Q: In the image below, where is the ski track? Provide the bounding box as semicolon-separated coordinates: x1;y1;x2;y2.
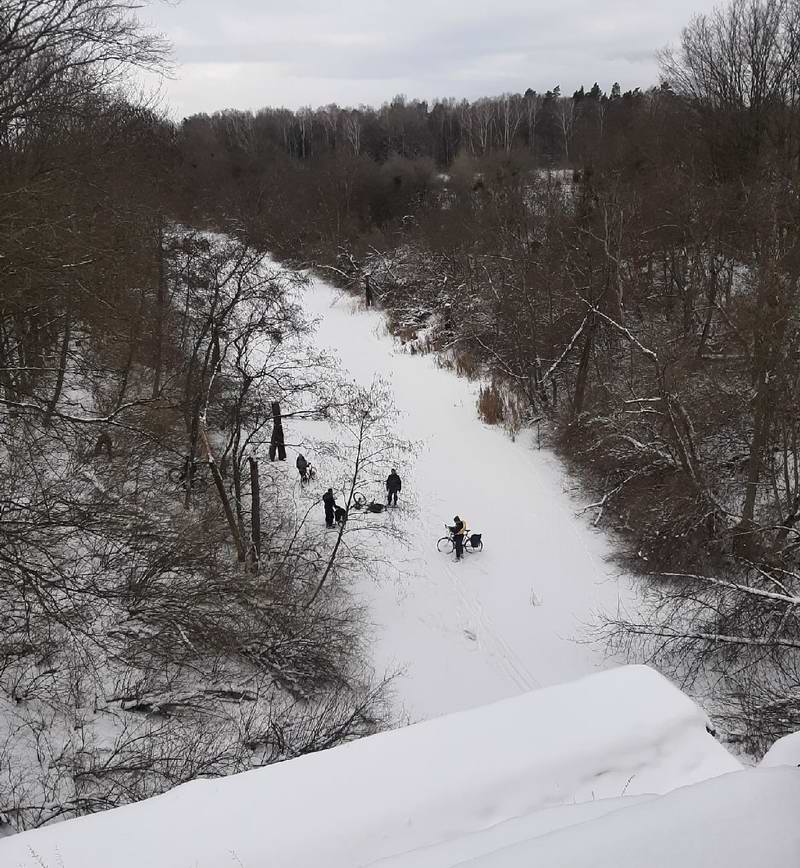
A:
298;276;637;723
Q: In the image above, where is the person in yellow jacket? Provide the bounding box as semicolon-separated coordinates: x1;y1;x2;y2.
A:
448;515;468;560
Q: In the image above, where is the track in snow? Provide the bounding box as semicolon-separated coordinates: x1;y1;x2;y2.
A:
300;277;635;722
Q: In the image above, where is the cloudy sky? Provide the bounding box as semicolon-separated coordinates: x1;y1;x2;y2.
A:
140;0;721;119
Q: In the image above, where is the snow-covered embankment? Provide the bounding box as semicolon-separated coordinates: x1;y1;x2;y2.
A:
0;666;754;868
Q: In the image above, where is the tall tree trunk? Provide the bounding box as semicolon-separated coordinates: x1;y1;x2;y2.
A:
249;456;261;570
696;261;718;359
573;317;596;416
231;424;247;557
116;288;145;411
43;301;71;427
269;401;286;460
183;400;201;511
741;366;774;529
738;270;790;549
152;219;166;399
306;413;367;608
200;424;246;561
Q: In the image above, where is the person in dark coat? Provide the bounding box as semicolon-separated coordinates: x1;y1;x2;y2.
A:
365;274;374;308
334;505;348;525
296;453;309;484
386;468;402;507
448;515;466;560
322;488;336;528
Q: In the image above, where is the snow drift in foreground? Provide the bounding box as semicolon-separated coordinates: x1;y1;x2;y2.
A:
456;767;800;868
0;666;742;868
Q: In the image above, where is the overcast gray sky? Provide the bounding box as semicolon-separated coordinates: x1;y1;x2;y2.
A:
140;0;722;119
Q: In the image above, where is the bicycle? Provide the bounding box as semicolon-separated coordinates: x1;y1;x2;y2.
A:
436;525;483;554
347;490;388;514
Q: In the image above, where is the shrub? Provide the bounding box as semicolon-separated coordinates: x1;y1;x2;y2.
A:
478;383;505;425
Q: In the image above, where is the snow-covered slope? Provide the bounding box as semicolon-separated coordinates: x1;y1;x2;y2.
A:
456;767;800;868
0;666;741;868
760;730;800;767
296;278;636;721
369;798;659;868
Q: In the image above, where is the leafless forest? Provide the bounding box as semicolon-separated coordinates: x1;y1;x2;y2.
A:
0;0;409;834
2;0;800;836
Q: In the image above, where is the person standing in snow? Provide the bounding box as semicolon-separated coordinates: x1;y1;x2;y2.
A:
296;453;309;484
365;273;374;308
448;515;467;560
322;488;337;528
386;468;402;507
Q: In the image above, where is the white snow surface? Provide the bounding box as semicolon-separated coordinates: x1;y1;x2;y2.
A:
0;665;743;868
297;277;636;720
760;730;800;767
459;767;800;868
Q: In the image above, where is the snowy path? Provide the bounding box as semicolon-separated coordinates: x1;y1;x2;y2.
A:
302;277;635;722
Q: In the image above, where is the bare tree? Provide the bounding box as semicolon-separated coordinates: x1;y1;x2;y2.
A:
660;0;800;169
498;92;524;153
603;561;800;754
307;379;414;608
0;0;169;132
343;110;362;156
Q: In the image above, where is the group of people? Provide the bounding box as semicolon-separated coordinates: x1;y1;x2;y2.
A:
302;454;403;529
299;452;466;559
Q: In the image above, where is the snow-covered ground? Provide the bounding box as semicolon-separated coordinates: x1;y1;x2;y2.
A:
299;276;634;720
1;666;758;868
457;766;800;868
4;273;799;867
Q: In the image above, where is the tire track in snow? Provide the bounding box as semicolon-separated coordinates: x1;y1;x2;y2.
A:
449;571;541;692
439;550;539;692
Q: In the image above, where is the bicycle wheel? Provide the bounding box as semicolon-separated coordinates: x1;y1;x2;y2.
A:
352;491;367;508
464;537;483;553
437;536;454;553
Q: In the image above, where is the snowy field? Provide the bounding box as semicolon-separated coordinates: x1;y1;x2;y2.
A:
297;275;635;720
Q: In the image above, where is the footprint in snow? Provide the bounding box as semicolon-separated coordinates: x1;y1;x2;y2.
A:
463;628;477;642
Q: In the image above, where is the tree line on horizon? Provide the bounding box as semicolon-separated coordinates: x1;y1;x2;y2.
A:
182;80;640;167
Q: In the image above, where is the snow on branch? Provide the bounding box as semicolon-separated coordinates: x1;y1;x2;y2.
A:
575;294;659;365
541;314;589;384
656;572;800;608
